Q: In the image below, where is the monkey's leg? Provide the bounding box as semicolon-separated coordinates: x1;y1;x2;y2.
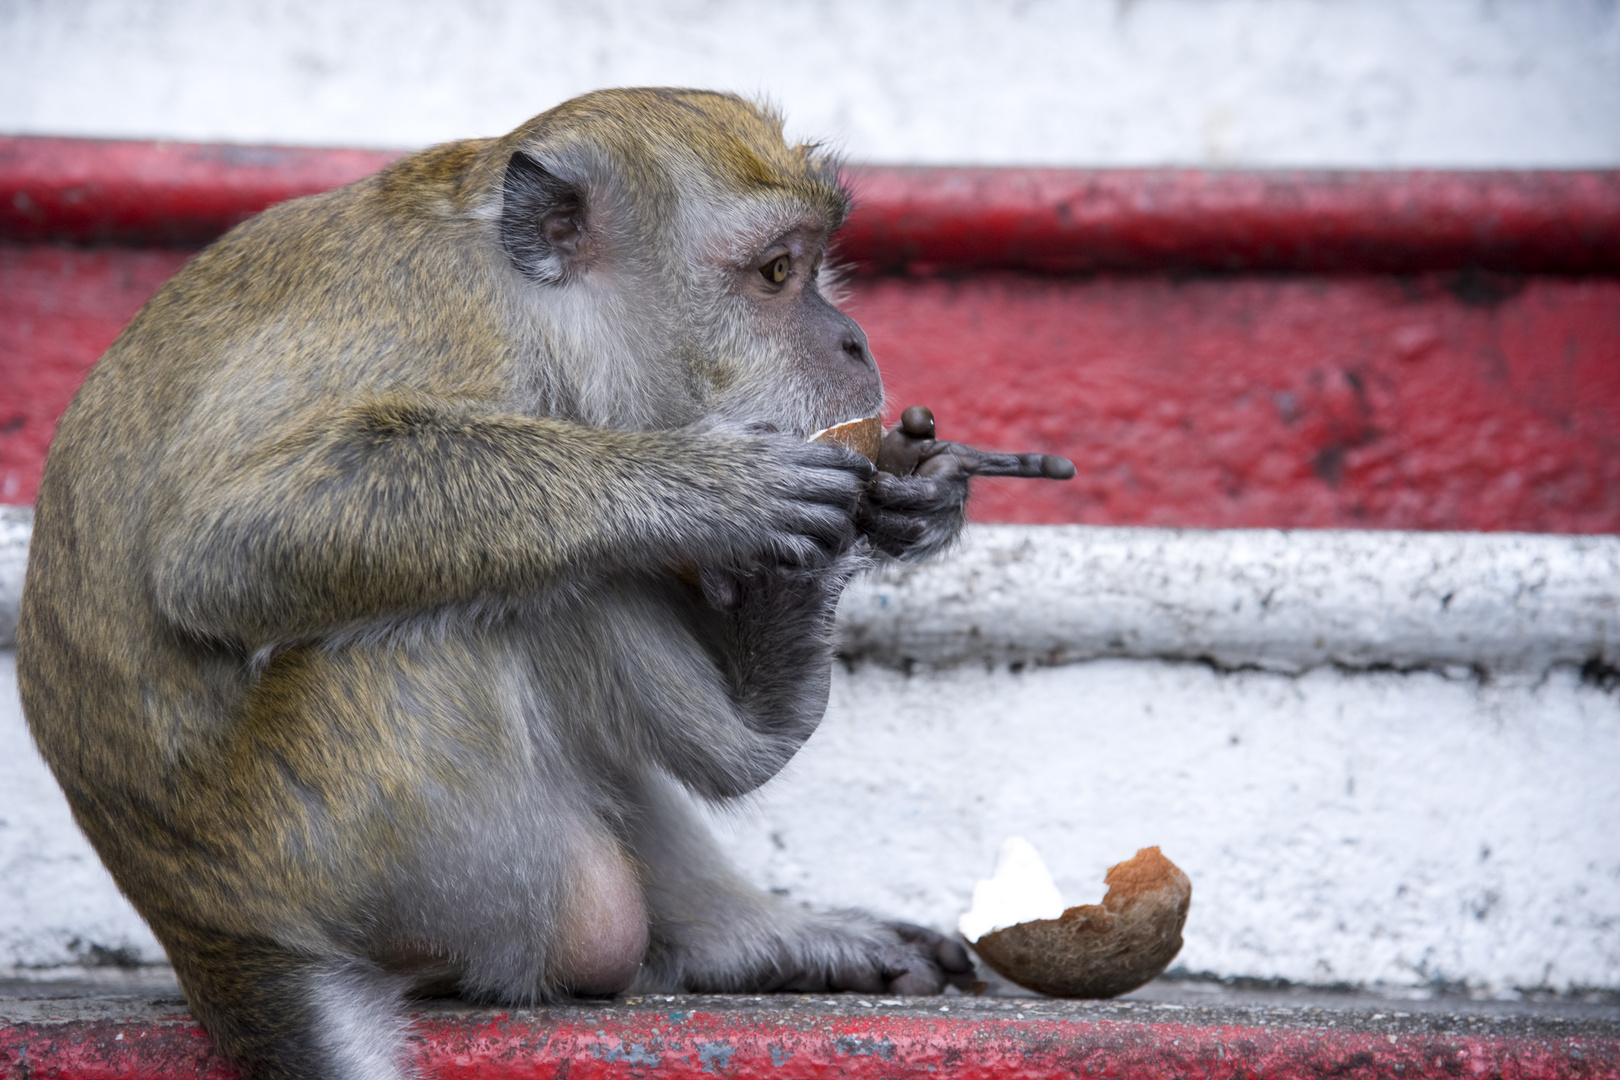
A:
557;555;864;801
623;772;973;996
165;930;412;1080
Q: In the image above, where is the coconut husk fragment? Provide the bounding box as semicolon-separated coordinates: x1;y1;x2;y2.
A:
809;416;882;463
971;846;1191;998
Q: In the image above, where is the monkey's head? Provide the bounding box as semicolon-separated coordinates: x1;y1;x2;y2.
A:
474;88;882;435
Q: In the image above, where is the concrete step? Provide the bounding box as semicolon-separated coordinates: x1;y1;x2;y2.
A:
3;973;1616;1079
5;522;1618;993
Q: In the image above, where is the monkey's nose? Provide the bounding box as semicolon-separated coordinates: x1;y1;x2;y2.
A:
843;336;872;366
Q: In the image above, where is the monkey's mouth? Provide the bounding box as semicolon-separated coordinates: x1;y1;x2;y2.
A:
807;415;882;463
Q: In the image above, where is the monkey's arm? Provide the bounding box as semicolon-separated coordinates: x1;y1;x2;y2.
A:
148;396;866;647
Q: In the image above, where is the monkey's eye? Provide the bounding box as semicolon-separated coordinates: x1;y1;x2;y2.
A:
762;255;791;285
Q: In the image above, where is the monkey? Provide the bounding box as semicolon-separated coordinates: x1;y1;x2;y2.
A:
16;89;1068;1080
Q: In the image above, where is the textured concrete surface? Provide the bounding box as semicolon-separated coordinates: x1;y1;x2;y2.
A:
3;982;1617;1080
0;649;164;969
838;525;1620;675
713;657;1620;994
3;523;1617;992
9;517;1619;668
0;508;25;646
1;0;1616;167
2;975;1616;1032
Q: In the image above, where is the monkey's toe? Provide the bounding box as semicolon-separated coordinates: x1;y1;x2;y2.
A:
884;922;977;993
889;923;974;976
886;966;946;996
936;937;974;974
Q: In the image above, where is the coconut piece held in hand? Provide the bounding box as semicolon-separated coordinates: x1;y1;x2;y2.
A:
810;407;1076;481
959;838;1191;998
809;415;883;462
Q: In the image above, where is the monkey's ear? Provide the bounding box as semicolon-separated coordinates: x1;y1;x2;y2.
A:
501;151;590;284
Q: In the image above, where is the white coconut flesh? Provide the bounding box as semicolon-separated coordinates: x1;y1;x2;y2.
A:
957;835;1067;943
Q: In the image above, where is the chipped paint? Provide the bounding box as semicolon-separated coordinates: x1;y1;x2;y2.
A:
3;1003;1615;1079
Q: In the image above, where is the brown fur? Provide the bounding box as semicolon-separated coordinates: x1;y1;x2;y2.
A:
18;89;970;1080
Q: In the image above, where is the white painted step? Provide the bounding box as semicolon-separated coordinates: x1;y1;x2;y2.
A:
2;513;1616;992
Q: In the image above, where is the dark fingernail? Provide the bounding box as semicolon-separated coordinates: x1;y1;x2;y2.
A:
1042;455;1076;480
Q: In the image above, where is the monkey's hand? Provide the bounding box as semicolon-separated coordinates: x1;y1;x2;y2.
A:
860;406;1074;561
858;451;971;562
857;405;969;561
702;425;875;574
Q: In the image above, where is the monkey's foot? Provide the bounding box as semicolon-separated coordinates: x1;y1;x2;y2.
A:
756;918;976;996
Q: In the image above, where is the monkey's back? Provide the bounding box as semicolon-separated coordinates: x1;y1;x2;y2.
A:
13;137;540;934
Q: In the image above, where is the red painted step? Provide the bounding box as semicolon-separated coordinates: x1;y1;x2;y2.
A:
860;273;1620;530
4;997;1615;1080
3;136;1618;530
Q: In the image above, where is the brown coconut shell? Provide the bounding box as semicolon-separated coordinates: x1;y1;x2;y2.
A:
970;846;1191;998
809;416;883;463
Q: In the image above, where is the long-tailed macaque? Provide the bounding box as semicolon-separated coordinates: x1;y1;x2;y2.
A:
18;89;1068;1080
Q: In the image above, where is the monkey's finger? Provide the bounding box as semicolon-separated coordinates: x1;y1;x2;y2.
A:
890;922;975;975
794;494;866;557
770;528;846;570
936;938;975;974
899;405;937;440
968;452;1074;479
921;442;1039;477
866;471;968;515
799;439;878;482
876;406;940;476
876;433;929;477
794;476;865;517
859;473;967;560
783;459;870;522
886;966;945;996
923;441;1075;480
825;960;890;995
857;510;929;559
771;969;832;993
858;504;929;538
878;947;946;995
